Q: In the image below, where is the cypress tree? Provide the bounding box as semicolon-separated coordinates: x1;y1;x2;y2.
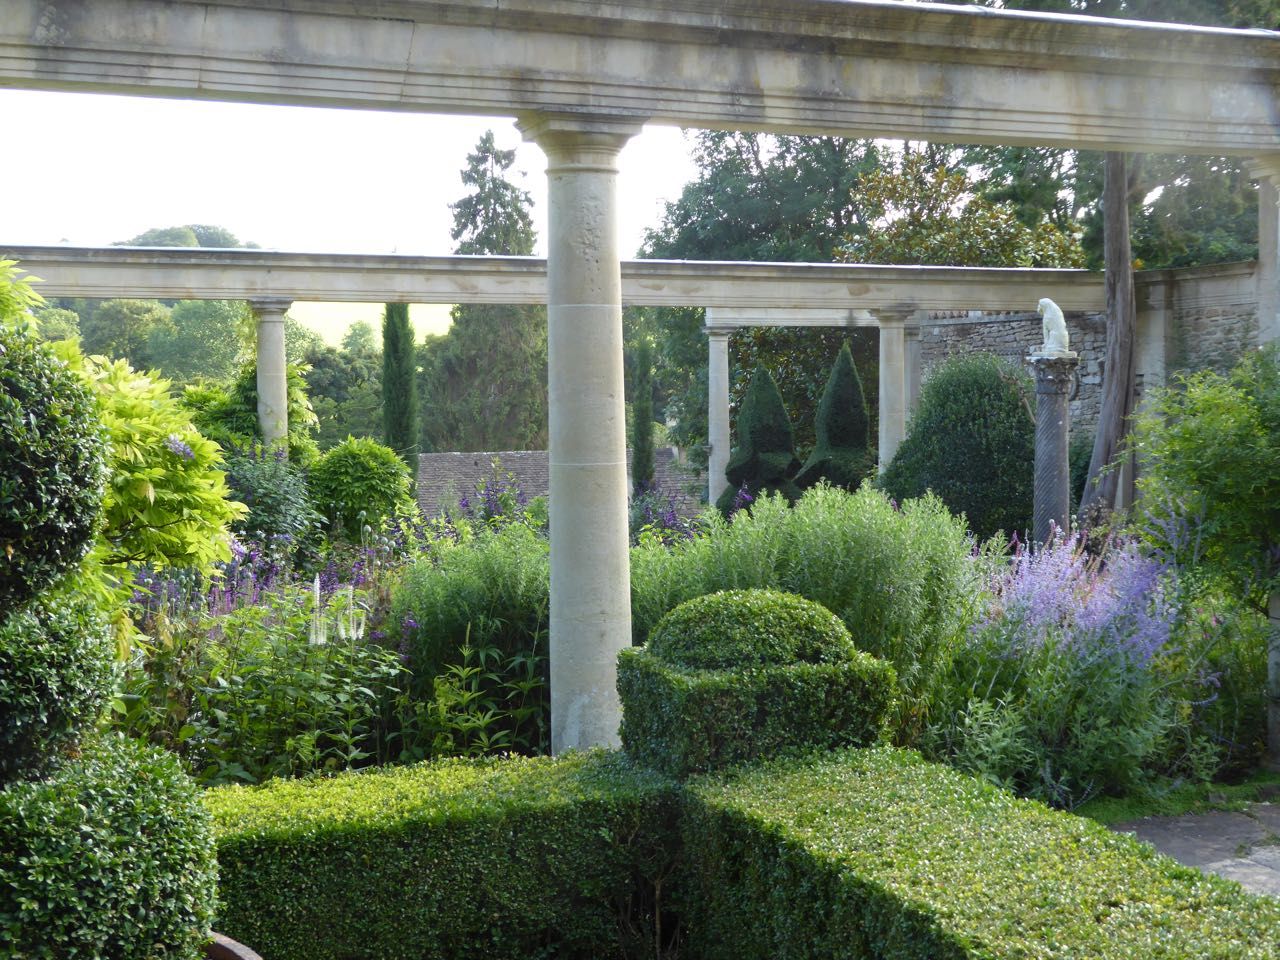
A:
382;302;418;466
715;364;801;516
796;341;872;490
631;339;656;494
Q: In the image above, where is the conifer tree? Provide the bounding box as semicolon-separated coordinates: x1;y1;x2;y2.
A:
630;339;656;494
715;364;801;516
382;302;418;465
796;341;872;490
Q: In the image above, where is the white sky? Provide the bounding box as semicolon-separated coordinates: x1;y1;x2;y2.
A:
1;89;700;339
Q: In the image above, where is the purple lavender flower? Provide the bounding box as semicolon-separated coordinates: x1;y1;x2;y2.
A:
165;433;195;461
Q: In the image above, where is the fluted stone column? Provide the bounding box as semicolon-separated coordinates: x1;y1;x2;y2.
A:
250;298;292;449
518;112;643;754
1028;352;1078;546
706;328;732;504
877;310;910;470
1253;158;1280;347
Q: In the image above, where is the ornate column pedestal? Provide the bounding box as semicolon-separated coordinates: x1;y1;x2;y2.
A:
250;298;292;450
1028;351;1078;546
518;112;643;754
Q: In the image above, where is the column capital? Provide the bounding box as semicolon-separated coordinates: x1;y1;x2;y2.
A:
873;307;917;327
516;112;645;171
1027;353;1080;395
249;297;293;318
1247;155;1280;182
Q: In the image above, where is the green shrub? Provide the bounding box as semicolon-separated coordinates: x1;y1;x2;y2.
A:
0;318;107;608
630;484;979;739
0;588;116;782
646;589;856;669
794;341;872;490
618;646;896;778
392;522;550;692
182;360;320;463
715;364;800;516
206;750;680;960
0;734;218;960
880;352;1034;541
223;445;322;554
681;746;1280;960
310;436;413;539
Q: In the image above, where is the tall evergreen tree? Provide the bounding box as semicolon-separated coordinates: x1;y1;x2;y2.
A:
795;342;873;491
630;339;656;494
715;365;801;516
419;131;548;452
382;302;418;465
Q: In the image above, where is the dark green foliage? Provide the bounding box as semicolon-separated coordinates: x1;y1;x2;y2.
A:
78;298;173;368
631;338;656;494
631;486;978;740
0;589;115;782
620;589;896;777
880;353;1034;542
618;647;896;778
681;746;1280;960
223;446;322;548
309;436;413;540
716;365;800;515
391;523;550;694
646;589;856;669
182;360;320;463
0;321;108;608
0;734;218;960
1070;428;1095;512
795;341;872;490
381;302;418;465
206;751;680;960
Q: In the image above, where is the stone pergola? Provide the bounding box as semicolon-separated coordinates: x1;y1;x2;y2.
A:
4;0;1280;754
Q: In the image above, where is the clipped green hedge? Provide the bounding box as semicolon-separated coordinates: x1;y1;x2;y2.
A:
681;746;1280;960
619;590;897;777
647;589;856;669
0;734;218;960
0;321;107;609
618;651;896;778
206;751;680;960
0;588;116;782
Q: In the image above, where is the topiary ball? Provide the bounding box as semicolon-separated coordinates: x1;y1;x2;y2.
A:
646;589;856;669
0;734;218;959
0;588;117;783
0;323;108;607
309;436;412;540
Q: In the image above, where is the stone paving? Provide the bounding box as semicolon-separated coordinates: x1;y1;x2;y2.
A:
1112;801;1280;898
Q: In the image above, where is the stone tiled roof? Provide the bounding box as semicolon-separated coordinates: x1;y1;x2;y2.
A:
417;448;706;518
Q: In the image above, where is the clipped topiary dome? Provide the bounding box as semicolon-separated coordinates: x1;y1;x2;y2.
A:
0;322;108;608
647;589;856;669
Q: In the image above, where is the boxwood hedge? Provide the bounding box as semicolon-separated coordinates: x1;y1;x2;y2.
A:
206;751;681;960
681;746;1280;960
0;734;218;960
619;590;898;777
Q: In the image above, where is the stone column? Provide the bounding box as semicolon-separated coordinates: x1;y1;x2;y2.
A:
1028;352;1079;546
706;326;732;504
250;298;292;449
876;310;910;470
1252;158;1280;347
905;315;924;415
518;112;643;754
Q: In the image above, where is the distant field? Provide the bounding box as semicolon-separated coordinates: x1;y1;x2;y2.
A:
287;301;453;345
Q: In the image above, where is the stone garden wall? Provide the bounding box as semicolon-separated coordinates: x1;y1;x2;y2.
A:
920;260;1260;434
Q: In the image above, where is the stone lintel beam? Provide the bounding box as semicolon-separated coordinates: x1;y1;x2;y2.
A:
249;297;292;450
517;111;643;754
3;1;1279;154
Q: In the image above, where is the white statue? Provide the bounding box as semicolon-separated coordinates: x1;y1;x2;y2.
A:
1036;297;1072;357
